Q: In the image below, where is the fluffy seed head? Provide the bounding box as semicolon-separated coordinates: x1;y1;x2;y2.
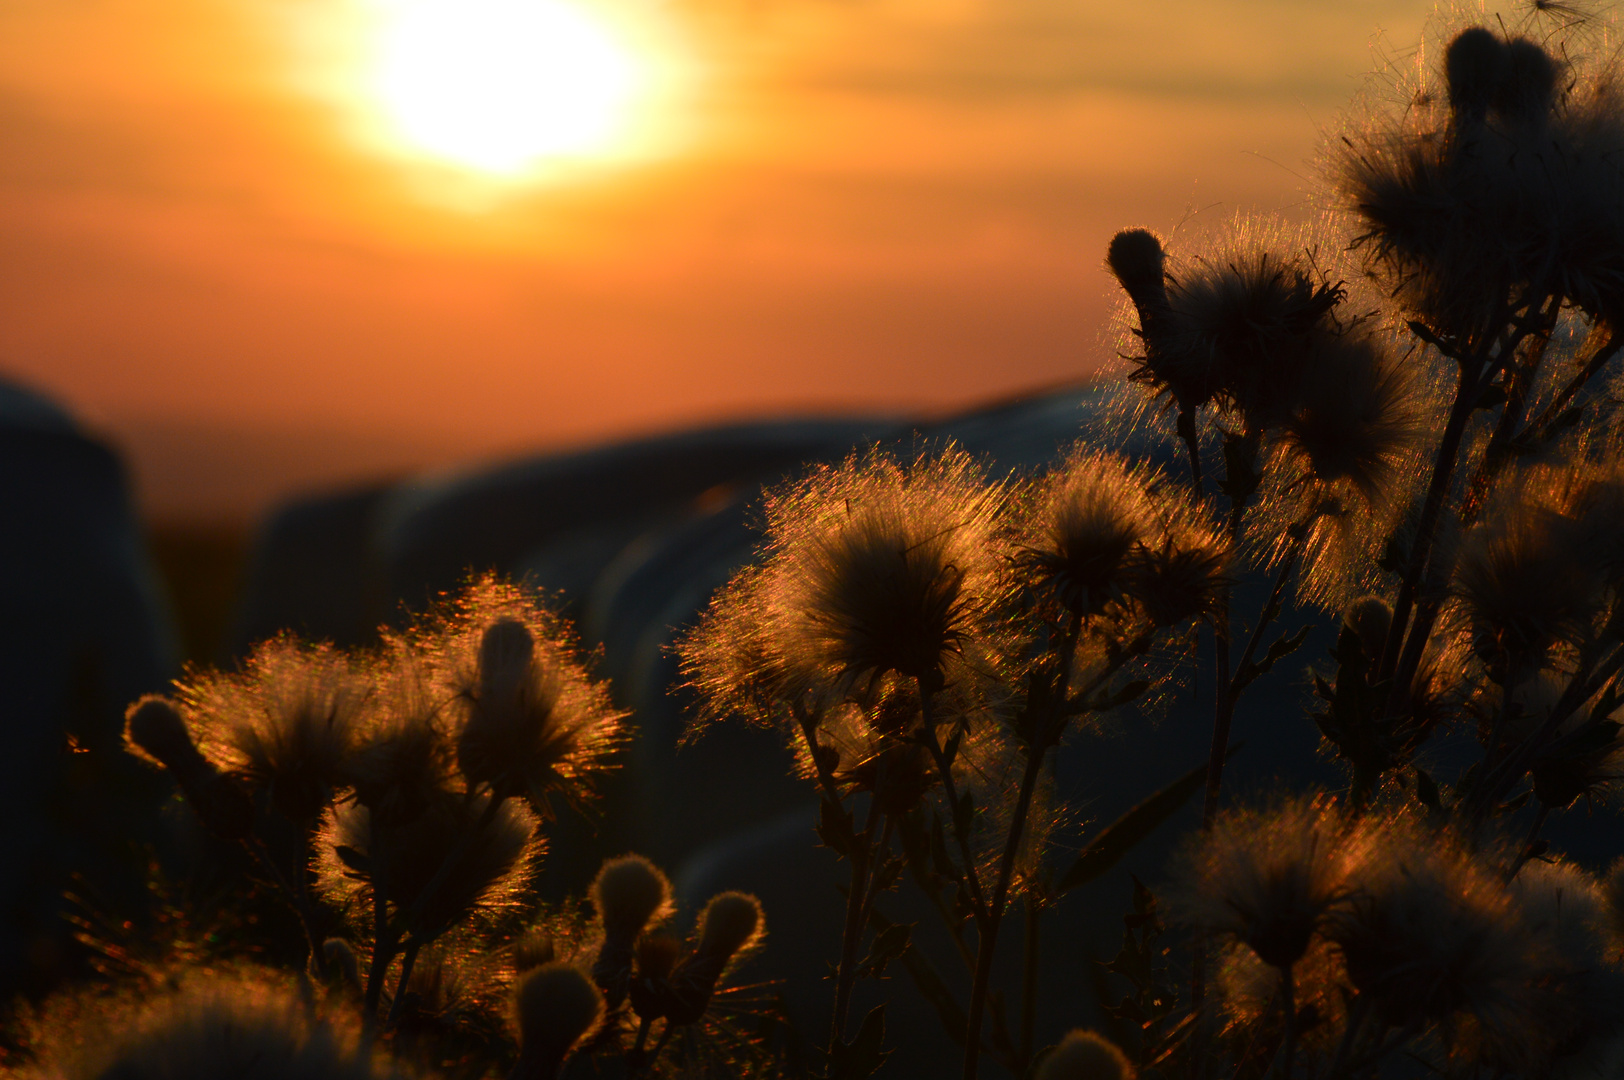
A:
315;791;540;943
1121;504;1231;628
1017;450;1161;618
512;963;603;1076
1175;798;1356;969
1496;37;1560;122
46;971;391;1080
1034;1030;1135;1080
438;577;629;816
123;695;255;840
764;448;1008;694
178;638;370;822
1344;595;1393;661
1327;818;1553;1047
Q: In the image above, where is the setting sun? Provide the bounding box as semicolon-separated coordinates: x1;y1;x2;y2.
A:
368;0;644;175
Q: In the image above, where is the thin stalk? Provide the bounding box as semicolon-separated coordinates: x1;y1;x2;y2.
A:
1271;967;1296;1080
242;836;324;977
1177;408;1204;497
917;687;988;918
962;740;1048;1080
1019;900;1042;1070
1521;328;1624;446
387;939;423;1024
830;798;882;1045
1327;994;1374;1080
1459;294;1562;524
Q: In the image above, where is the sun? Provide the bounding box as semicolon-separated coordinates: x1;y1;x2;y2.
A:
368;0;645;175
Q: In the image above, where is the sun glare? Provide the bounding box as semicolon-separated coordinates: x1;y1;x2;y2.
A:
369;0;645;175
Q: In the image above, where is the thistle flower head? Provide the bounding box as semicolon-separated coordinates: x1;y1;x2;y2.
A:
41;970;392;1080
1156;237;1345;427
1121;501;1232;629
1277;330;1424;508
435;577;628;816
346;641;453;827
1033;1029;1135;1080
315;790;540;943
1175;798;1356;970
1327;818;1554;1049
761;448;1008;695
1496;36;1561;122
511;963;603;1080
1016;450;1162;619
178;638;370;822
1454;470;1600;672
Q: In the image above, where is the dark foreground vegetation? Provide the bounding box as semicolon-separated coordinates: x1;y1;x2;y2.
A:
8;3;1624;1078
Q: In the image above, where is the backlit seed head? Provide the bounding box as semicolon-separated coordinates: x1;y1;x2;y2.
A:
696;892;763;964
437;577;628;817
1122;505;1231;629
123;696;198;771
1175;798;1356;970
511;963;603;1080
179;638;369;823
314;790;540;943
1017;450;1161;618
1034;1030;1135;1080
123;695;255;841
1496;37;1560;122
1343;596;1393;662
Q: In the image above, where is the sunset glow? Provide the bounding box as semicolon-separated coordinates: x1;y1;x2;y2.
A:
367;0;645;174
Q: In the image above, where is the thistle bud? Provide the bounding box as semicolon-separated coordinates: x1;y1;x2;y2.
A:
479;618;536;702
1495;38;1558;123
510;963;604;1080
1343;596;1392;663
322;938;361;994
124;696;255;840
1035;1030;1135;1080
1106;229;1168;313
1446;28;1509;122
590;854;673;1008
665;893;763;1025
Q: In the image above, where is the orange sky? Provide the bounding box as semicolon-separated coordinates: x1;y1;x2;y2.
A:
0;0;1433;518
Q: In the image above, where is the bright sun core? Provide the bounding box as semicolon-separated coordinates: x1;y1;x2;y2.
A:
369;0;643;175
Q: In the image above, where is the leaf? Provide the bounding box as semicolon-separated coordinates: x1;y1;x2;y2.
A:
828;1005;890;1080
1414;767;1441;811
871;907;967;1049
817;799;856;857
1058;750;1240;894
856;923;911;980
1233;625;1313;694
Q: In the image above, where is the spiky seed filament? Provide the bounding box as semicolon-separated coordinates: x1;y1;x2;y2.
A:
511;963;604;1080
1034;1029;1135;1080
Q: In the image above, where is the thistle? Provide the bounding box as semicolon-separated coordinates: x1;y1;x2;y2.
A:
589;854;673;1008
178;637;369;823
124;696;255;841
1034;1029;1135;1080
1175;798;1354;971
509;963;604;1080
438;577;628;817
664;892;763;1025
